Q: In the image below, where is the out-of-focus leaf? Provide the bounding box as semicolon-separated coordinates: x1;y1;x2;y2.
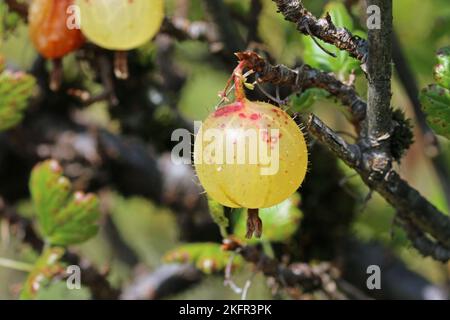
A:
291;88;330;112
233;194;302;243
420;84;450;139
208;197;228;237
20;247;65;300
163;243;242;274
0;66;35;131
434;47;450;90
178;65;229;121
302;2;362;76
30;160;100;246
0;2;22;44
258;0;289;60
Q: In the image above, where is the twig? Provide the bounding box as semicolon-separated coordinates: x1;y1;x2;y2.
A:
342;238;448;299
103;214;140;268
247;0;263;44
202;0;246;55
392;32;450;210
237;51;366;124
271;0;368;62
121;264;202;300
224;240;340;297
161;17;218;46
308;115;450;252
395;213;450;262
365;0;393;170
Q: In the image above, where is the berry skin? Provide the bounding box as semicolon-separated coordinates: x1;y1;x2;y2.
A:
194;99;308;209
77;0;164;50
29;0;84;59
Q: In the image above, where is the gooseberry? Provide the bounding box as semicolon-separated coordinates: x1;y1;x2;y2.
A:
29;0;84;59
76;0;164;51
194;54;308;238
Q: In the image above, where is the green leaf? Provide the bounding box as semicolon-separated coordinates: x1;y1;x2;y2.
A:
302;2;362;76
233;194;302;243
0;65;35;131
291;88;330;112
0;2;21;42
30;160;100;246
20;247;65;300
420;84;450;139
207;196;228;238
163;243;242;274
434;47;450;90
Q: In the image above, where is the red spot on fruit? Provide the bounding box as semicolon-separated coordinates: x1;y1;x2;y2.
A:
250;113;261;120
239;113;247;118
213;102;243;117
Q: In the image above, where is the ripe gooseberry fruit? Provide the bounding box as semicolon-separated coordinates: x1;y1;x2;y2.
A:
29;0;84;59
77;0;164;78
29;0;85;90
194;53;308;239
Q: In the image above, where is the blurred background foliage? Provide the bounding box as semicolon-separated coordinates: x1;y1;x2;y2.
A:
0;0;449;299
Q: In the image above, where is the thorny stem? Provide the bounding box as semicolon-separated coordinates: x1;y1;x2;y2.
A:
365;0;393;159
202;0;245;54
308;115;450;252
271;0;368;63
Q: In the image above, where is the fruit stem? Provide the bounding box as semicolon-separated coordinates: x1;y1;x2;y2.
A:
49;58;63;91
114;51;129;80
219;60;247;105
233;61;246;103
246;208;262;239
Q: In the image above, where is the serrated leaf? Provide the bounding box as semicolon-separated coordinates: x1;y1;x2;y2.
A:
434;47;450;90
291;88;330;112
163;243;242;274
233;194;302;243
302;2;362;76
20;247;65;300
30;160;100;246
0;68;35;131
420;84;450;139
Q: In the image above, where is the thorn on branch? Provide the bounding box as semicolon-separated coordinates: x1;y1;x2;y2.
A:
271;0;368;62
